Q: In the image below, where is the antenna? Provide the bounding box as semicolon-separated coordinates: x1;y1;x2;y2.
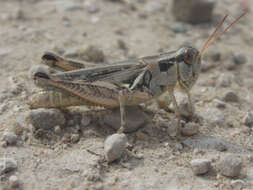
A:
199;11;247;56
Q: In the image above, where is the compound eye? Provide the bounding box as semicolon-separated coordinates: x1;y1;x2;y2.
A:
183;49;194;65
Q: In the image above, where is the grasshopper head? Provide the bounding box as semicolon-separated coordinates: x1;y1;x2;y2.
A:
176;46;201;89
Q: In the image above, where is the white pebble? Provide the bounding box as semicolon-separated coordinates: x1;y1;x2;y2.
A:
104;134;127;163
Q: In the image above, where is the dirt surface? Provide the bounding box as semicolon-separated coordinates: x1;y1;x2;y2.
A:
0;0;253;189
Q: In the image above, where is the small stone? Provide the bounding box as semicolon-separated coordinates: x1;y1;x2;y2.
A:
54;126;61;134
81;115;91;127
0;158;18;175
55;0;83;12
79;45;105;63
213;99;226;109
2;131;18;145
1;141;7;148
231;179;245;190
117;39;128;51
233;53;247;65
63;48;79;58
181;122;199;136
172;0;216;24
9;175;19;188
104;134;127;162
171;22;188;33
26;108;66;130
225;61;237;71
174;143;183;150
218;155;242;177
242;112;253;127
71;134;80;143
85;1;100;14
208;51;221;62
12;7;25;20
144;1;163;12
191;159;211;175
223;91;239;103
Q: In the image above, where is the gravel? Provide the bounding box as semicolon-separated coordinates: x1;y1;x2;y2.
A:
230;179;246;190
9;175;20;188
191;159;211;175
181;122;199;136
104;133;127;162
242;112;253;127
233;53;247;65
2;131;18;145
217;155;242;177
0;158;18;175
223;91;239;103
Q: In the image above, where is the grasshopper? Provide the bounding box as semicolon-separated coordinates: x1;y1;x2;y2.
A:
29;13;246;135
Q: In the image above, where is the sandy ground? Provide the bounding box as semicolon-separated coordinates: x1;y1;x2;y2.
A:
0;0;253;189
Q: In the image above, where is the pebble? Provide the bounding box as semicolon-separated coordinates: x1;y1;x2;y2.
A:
218;155;242;177
2;131;18;145
223;91;239;103
117;39;128;51
79;45;105;63
63;48;79;58
9;175;20;188
242;112;253;127
81;115;91;127
54;125;62;134
144;1;163;12
71;134;80;143
230;179;245;190
26;108;66;130
233;53;247;65
172;0;216;24
213;99;226;109
55;0;83;12
0;158;18;175
191;159;211;175
102;106;148;132
181;122;199;136
171;22;188;33
208;51;221;62
104;134;127;162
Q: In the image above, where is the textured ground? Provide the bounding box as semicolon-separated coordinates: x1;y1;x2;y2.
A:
0;0;253;190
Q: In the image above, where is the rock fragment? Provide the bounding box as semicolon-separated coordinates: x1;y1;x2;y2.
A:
0;158;17;175
181;122;199;136
233;53;247;65
71;134;80;143
218;156;242;177
2;131;18;145
104;134;127;162
223;91;239;103
191;159;211;175
172;0;216;24
27;108;66;130
242;112;253;127
9;175;20;188
230;179;245;190
79;45;105;63
171;22;188;33
55;0;83;12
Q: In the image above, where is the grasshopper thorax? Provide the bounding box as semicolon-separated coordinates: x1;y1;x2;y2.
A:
176;46;201;90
